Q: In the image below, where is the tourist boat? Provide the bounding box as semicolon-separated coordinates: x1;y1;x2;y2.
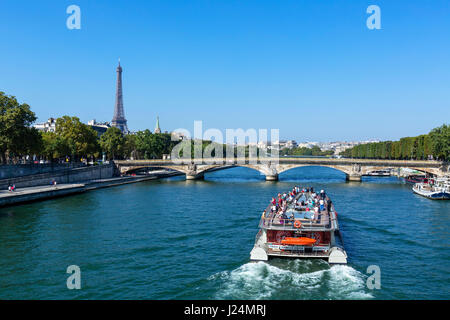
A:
366;169;391;176
250;188;347;264
412;178;450;200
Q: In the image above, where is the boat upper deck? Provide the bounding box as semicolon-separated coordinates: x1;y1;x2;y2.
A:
258;188;339;232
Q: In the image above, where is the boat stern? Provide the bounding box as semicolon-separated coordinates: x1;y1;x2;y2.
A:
250;246;268;261
328;247;348;264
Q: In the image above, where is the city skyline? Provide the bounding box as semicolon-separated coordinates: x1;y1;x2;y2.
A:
1;0;449;142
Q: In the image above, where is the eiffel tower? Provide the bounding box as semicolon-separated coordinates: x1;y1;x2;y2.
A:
111;59;128;133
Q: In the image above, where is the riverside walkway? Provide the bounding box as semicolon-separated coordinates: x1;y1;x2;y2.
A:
0;184;86;207
0;172;181;208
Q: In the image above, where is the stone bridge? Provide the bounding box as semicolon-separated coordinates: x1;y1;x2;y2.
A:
113;158;448;182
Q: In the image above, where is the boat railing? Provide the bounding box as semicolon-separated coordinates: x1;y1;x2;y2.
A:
259;216;334;231
259;192;339;231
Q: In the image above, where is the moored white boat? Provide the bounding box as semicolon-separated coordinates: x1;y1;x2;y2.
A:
367;169;391;176
412;178;450;200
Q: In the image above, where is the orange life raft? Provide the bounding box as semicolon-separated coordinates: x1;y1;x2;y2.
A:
281;237;316;246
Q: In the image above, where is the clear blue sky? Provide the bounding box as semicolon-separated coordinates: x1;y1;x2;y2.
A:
1;0;449;141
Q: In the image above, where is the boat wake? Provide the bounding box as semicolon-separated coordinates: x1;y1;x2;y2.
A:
209;260;374;300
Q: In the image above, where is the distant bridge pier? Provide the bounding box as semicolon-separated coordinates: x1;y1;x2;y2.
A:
346;174;362;182
186;172;204;180
265;174;279;181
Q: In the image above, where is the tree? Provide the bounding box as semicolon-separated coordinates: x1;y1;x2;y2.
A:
55;116;100;161
0;92;42;163
41;131;64;160
123;133;137;159
429;124;450;161
100;127;125;160
134;130;177;159
339;123;449;161
135;129;153;159
423;134;433;159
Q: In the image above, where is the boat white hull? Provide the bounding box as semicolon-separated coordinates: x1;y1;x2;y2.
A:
413;187;450;200
250;247;268;261
249;229;347;264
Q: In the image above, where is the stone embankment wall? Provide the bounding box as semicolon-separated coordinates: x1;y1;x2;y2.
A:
0;164;115;189
0;163;86;179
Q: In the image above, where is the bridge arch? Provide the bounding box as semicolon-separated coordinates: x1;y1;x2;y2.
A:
277;164;353;176
197;164;273;176
120;165;189;175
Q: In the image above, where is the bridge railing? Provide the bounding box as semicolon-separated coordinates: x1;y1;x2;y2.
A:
114;157;443;165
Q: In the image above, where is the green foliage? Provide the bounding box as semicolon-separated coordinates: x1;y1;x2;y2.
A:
123;133;137;159
134;130;177;159
100;127;125;160
340;124;450;161
282;146;334;157
0;92;42;163
429;124;450;161
40;131;65;160
53;116;100;160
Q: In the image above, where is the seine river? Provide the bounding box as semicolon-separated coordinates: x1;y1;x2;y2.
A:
0;167;448;299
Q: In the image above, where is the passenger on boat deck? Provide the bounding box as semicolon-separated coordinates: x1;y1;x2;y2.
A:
313;208;320;220
319;199;324;212
275;211;285;224
271;197;276;205
327;199;332;211
320;189;326;199
271;204;277;213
